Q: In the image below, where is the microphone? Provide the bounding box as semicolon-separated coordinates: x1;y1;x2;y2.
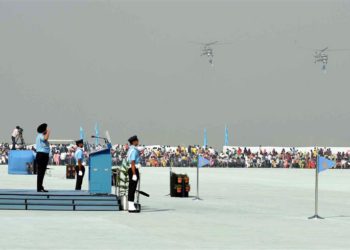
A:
91;135;109;144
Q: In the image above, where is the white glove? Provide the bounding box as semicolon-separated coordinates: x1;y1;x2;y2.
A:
132;175;138;181
78;171;83;176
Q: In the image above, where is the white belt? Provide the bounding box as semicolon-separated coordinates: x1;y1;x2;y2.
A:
129;163;141;169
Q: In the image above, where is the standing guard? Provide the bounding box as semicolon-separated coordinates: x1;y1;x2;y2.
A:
74;139;85;190
127;135;141;213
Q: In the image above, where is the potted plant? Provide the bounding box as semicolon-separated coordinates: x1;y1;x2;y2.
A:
117;159;129;210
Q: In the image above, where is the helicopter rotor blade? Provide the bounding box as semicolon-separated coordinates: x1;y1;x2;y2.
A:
189;40;235;46
328;48;350;52
294;40;328;52
189;41;207;45
189;41;219;46
214;41;236;46
205;41;219;46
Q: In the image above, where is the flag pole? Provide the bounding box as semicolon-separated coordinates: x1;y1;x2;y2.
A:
309;154;324;219
165;162;172;196
193;162;202;200
169;163;172;194
196;163;199;198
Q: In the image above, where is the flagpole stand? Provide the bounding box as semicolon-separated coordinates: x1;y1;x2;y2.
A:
308;214;324;220
165;164;172;196
193;164;203;201
193;197;203;201
308;155;324;220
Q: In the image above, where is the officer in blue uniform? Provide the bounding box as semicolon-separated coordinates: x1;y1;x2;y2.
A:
127;135;141;213
35;123;50;192
74;139;85;190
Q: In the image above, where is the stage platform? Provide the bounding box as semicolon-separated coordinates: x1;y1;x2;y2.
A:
0;189;119;211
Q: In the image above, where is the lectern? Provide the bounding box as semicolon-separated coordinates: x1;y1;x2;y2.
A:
8;150;35;175
88;148;112;194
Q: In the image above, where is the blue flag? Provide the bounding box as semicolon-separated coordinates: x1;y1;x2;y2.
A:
79;126;85;140
318;156;335;173
95;123;100;145
224;125;229;146
198;156;210;168
204;128;207;148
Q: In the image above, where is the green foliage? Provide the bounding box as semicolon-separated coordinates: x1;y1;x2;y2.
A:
117;159;129;196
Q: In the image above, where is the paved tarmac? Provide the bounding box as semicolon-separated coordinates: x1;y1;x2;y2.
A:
1;166;350;250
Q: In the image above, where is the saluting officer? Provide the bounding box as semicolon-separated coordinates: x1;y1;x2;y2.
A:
36;123;50;192
127;135;141;213
74;139;85;190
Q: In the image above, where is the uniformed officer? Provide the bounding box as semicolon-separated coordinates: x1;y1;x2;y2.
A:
74;139;85;190
127;135;141;213
35;123;50;192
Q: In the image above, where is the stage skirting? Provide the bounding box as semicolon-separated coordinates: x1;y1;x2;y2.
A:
0;189;119;211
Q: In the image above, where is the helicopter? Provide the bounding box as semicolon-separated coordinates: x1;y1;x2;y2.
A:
295;41;350;72
313;47;329;71
200;41;218;66
313;47;350;72
191;41;226;66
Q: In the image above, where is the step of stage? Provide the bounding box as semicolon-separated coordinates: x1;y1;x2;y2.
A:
0;189;120;211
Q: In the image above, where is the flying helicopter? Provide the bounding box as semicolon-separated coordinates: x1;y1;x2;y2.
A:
191;41;228;66
313;47;329;71
200;41;218;66
312;47;350;72
297;43;349;72
295;41;350;72
313;47;350;72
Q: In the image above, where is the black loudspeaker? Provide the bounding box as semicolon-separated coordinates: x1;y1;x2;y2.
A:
170;172;190;198
66;165;76;179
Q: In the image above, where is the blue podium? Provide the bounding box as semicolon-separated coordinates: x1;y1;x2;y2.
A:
88;148;112;194
8;150;35;175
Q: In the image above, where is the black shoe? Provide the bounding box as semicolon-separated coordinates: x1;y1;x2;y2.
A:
128;210;140;213
37;189;48;193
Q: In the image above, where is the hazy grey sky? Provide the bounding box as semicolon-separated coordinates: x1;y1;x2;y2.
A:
1;0;350;149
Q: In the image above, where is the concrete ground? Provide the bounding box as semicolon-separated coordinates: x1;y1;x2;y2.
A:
1;166;350;250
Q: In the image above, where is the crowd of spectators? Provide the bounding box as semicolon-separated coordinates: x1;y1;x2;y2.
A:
112;145;217;167
219;147;350;168
1;142;350;169
0;143;90;166
0;143;9;164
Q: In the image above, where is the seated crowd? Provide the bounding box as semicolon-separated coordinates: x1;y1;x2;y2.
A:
219;147;350;168
1;143;350;169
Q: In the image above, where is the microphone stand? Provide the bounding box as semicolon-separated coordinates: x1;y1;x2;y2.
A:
91;136;111;149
